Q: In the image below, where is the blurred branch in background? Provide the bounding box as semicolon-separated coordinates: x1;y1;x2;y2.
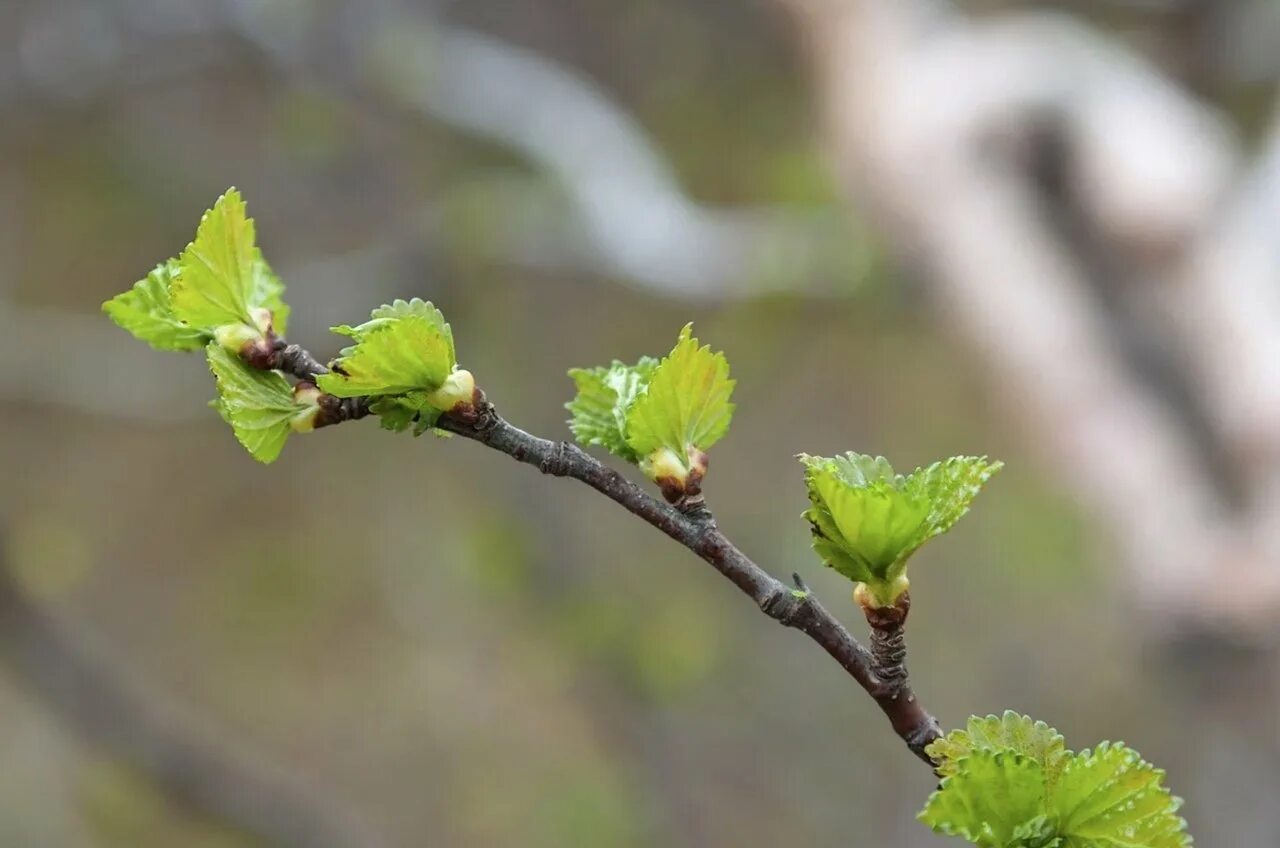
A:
778;2;1280;838
0;527;382;848
0;0;866;420
347;18;854;297
778;0;1280;641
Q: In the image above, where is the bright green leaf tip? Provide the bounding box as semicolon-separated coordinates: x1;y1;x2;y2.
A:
171;188;290;336
565;324;735;490
104;188;290;349
920;712;1192;847
102;260;210;352
799;452;1001;606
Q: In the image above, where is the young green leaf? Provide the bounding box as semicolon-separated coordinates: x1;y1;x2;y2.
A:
906;455;1005;542
335;298;454;363
919;750;1046;848
102;261;210;351
920;715;1192;847
315;298;459;399
207;344;315;463
929;712;1068;783
315;299;469;435
626;324;735;478
171;188;289;335
799;452;1001;607
1052;743;1189;848
565;325;734;497
565;357;659;462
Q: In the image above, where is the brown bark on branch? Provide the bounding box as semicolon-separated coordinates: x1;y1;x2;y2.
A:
264;330;942;761
433;394;942;763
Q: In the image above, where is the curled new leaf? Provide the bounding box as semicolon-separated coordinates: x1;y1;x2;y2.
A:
317;298;456;396
929;712;1068;783
316;299;471;432
799;453;1001;607
627;324;735;484
207;344;317;463
566;325;734;496
920;714;1192;847
566;357;659;463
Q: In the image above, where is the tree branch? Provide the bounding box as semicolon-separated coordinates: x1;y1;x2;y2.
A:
432;394;942;763
254;327;942;761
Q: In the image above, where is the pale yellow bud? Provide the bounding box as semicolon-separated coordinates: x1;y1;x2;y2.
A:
426;368;476;412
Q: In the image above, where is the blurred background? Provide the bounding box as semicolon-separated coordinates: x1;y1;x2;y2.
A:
3;0;1280;844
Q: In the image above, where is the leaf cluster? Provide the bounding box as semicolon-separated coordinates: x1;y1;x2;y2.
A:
921;712;1191;847
103;189;289;350
105;189;474;457
800;453;1001;606
103;189;312;462
102;191;1196;848
567;324;734;488
317;298;469;435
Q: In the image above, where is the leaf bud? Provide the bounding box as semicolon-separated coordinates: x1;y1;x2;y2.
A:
426;368;477;413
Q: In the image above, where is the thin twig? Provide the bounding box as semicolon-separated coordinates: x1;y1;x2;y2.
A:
443;391;942;762
261;332;942;761
443;402;941;759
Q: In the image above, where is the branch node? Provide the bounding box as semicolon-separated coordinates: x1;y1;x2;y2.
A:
538;441;573;476
758;584;793;620
759;580;811;628
864;593;911;696
904;715;943;764
262;335;328;381
674;492;713;522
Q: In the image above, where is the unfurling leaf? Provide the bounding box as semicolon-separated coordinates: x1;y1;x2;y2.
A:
799;452;1000;607
316;299;469;432
172;188;289;336
102;261;209;351
626;324;734;482
920;713;1191;847
920;750;1046;847
929;712;1067;783
207;344;315;463
317;298;454;397
566;357;659;462
105;189;291;359
565;325;734;494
